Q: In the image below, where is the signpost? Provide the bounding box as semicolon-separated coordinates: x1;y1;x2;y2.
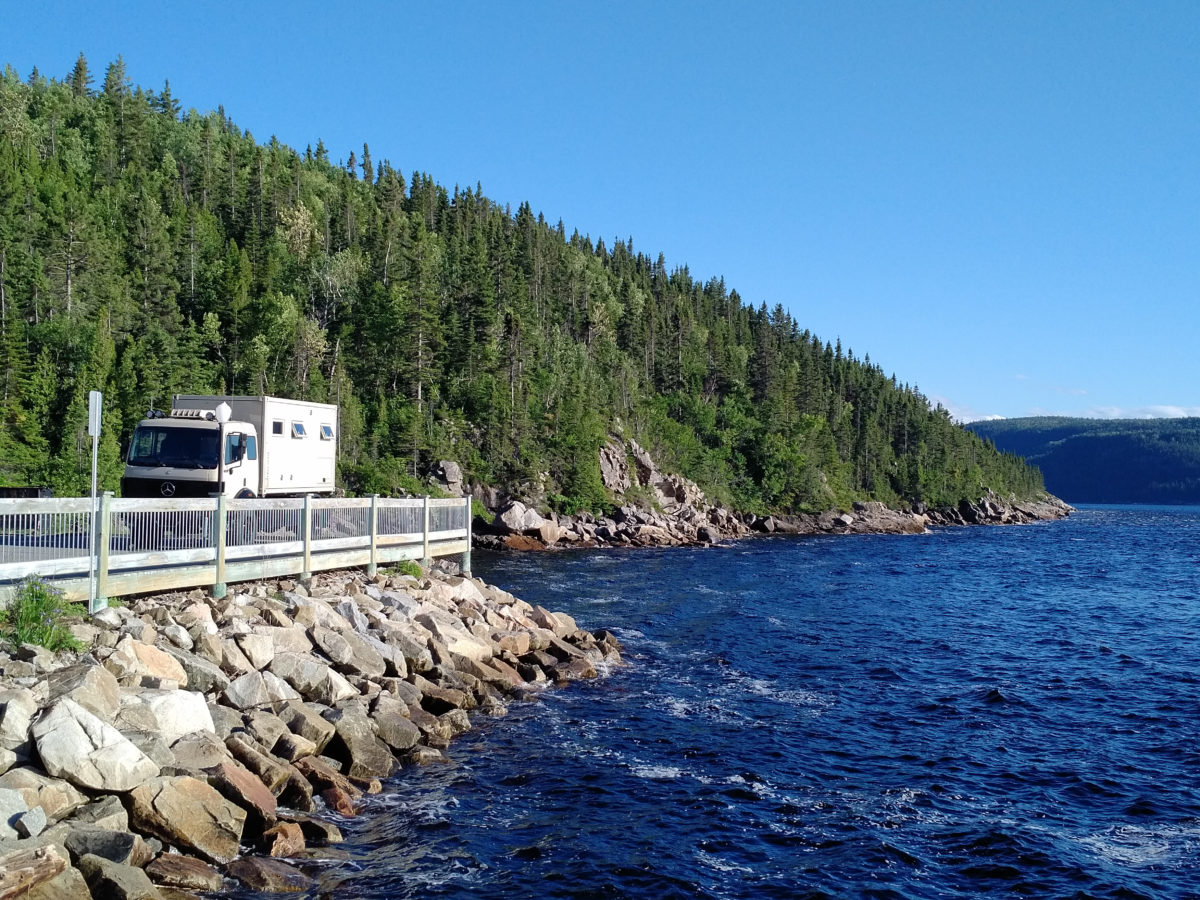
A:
87;391;102;613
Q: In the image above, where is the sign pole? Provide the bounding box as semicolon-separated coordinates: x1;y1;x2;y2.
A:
87;390;102;614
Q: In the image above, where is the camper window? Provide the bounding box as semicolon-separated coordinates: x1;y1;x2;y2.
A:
320;424;334;441
291;422;306;439
272;421;283;435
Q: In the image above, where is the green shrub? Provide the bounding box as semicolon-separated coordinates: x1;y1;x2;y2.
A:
471;499;494;524
393;559;423;579
0;576;85;652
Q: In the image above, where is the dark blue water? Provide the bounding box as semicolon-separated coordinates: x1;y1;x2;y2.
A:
311;506;1200;899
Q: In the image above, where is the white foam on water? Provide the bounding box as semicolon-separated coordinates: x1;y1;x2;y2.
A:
664;697;694;719
695;848;755;875
1072;824;1200;867
611;626;645;639
630;763;685;780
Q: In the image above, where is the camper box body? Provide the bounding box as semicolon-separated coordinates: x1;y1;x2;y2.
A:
170;395;337;497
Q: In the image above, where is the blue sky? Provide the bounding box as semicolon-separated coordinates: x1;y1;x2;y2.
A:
3;1;1197;421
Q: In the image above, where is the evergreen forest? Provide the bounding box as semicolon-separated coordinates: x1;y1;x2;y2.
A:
0;57;1044;514
969;417;1200;505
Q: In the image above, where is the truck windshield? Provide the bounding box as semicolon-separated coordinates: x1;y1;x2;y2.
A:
127;426;220;469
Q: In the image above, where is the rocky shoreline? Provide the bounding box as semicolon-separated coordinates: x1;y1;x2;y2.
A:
474;485;1074;552
0;566;620;898
453;436;1072;553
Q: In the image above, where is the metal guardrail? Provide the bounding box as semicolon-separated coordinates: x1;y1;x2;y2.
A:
0;494;473;609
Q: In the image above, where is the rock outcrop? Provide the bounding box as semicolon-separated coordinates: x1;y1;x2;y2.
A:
475;434;1071;553
0;566;622;897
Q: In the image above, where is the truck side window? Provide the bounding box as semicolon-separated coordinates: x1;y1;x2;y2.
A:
246;435;258;460
291;422;306;439
225;433;247;464
320;424;334;441
272;421;283;435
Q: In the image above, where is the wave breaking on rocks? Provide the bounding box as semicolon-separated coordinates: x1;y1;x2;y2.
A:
0;566;621;897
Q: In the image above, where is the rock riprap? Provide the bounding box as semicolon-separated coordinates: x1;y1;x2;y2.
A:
0;566;621;897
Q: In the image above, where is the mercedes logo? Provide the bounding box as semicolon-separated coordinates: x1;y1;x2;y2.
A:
160;482;177;497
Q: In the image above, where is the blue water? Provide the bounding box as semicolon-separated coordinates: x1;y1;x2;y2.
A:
307;506;1200;898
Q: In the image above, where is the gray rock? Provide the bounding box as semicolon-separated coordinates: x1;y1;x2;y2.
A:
207;704;244;739
31;699;160;792
322;705;395;779
127;775;246;865
222;671;301;709
278;701;336;754
161;623;194;650
370;696;420;752
121;731;175;769
235;633;275;670
157;648;226;696
244;710;289;751
598;438;632;492
0;687;38;758
15;804;48;838
0;786;28;838
46;664;121;721
335;600;371;634
68;795;129;832
253;624;313;655
309;625;387;678
135;690;215;744
0;768;88;822
269;652;357;705
496;500;546;535
169;730;233;774
77;852;162;900
65;826;153;867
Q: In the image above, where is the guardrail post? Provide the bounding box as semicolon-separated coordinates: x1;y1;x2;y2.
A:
367;494;379;577
301;494;313;584
422;495;431;565
212;495;228;599
462;495;472;576
91;492;113;613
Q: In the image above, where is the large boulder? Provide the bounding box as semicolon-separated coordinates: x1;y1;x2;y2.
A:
308;626;387;679
496;500;546;535
128;775;246;864
322;705;395;779
269;653;357;705
134;690;215;745
432;460;464;496
0;767;88;822
45;664;120;721
31;699;160;792
0;687;38;760
221;671;301;710
157;646;230;695
103;635;188;686
76;853;160;900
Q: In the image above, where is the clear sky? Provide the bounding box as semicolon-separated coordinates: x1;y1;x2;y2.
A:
3;1;1197;421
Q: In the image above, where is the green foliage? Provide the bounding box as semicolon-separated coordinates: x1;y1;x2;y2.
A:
0;59;1045;513
0;575;85;652
391;559;423;578
471;499;494;524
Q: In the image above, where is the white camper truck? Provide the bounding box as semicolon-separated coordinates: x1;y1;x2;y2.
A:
121;395;338;499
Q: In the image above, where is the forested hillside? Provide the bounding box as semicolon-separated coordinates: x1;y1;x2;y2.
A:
969;417;1200;504
0;56;1043;513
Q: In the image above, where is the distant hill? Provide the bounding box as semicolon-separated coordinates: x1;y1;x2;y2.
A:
967;417;1200;504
